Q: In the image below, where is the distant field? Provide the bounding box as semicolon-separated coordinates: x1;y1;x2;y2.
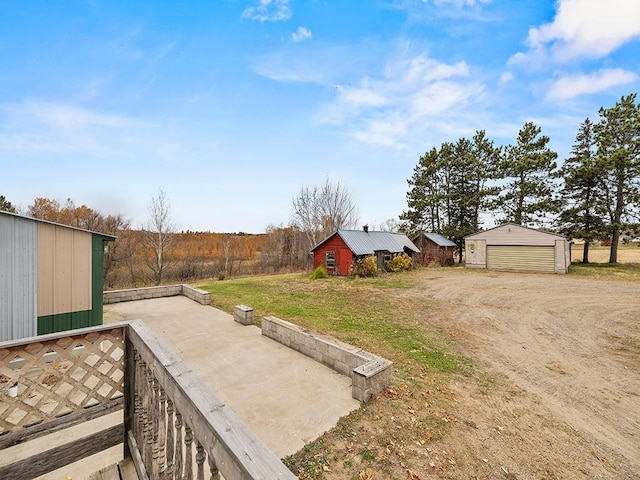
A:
571;245;640;263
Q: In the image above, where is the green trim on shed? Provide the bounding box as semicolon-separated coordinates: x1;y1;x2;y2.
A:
37;310;94;335
91;235;107;327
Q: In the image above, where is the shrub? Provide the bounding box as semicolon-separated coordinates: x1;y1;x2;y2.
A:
349;255;378;277
309;266;329;280
386;253;413;272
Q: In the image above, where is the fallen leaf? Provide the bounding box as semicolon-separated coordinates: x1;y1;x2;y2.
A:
359;467;373;479
407;469;422;479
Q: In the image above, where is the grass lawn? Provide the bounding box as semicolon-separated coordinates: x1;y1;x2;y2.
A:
198;272;469;376
197;261;638;479
198;270;470;479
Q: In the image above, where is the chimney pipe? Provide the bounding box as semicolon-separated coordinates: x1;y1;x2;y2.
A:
363;224;369;233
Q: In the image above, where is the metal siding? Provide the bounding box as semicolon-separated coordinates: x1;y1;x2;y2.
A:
487;246;555;273
90;235;105;326
38;224;92;317
37;223;55;316
71;230;92;312
0;215;37;341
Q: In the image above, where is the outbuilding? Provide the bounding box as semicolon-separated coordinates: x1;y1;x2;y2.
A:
464;223;570;274
411;232;456;266
0;210;115;341
311;226;420;275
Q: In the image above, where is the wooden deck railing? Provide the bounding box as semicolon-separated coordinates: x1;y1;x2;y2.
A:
0;321;296;480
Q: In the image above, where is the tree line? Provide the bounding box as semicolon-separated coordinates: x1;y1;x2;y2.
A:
1;180;362;287
401;93;640;264
0;191;281;287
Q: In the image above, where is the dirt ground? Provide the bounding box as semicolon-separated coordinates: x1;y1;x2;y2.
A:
407;268;640;479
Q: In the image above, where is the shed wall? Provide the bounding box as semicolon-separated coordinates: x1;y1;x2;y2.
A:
37;223;92;317
465;239;486;268
0;215;37;341
413;236;455;266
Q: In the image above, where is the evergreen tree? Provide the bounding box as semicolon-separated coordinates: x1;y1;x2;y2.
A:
401;148;442;232
594;93;640;263
558;118;607;263
0;194;15;213
402;131;500;262
494;122;559;226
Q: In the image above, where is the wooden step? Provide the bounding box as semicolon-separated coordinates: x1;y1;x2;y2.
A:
85;458;138;480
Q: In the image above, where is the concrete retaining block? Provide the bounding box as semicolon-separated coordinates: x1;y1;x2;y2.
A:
234;305;254;325
261;315;392;402
103;284;211;306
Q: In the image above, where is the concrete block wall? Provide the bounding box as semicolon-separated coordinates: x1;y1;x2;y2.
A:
180;285;212;305
103;284;211;306
261;315;392;402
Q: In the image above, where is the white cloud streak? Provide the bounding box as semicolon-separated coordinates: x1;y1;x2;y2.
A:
317;54;484;148
0;101;144;154
547;68;638;101
292;26;312;43
242;0;292;22
512;0;640;65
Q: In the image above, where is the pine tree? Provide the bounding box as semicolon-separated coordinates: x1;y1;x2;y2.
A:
558;118;607;263
401;148;442;232
0;195;15;213
594;93;640;263
495;122;559;226
401;132;499;262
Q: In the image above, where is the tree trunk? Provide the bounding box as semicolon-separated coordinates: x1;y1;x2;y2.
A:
609;229;620;263
582;241;590;264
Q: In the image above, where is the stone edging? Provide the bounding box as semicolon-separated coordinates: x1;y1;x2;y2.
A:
261;315;392;402
103;285;211;306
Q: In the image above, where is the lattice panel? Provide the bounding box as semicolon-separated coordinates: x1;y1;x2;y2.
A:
0;327;124;434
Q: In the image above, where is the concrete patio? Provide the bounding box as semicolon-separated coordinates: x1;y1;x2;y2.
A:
103;296;361;458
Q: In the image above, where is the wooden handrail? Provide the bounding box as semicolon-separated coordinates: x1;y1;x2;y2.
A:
125;319;296;480
0;321;296;480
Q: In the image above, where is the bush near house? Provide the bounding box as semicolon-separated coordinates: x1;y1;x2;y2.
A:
386;252;413;272
309;266;329;280
349;256;378;277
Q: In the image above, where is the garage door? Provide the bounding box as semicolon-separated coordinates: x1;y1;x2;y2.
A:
486;246;555;273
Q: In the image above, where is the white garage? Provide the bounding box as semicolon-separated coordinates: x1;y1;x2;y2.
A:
465;223;570;274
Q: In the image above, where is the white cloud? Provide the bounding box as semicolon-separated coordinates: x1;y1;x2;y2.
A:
242;0;292;22
292;26;312;43
433;0;491;7
0;101;144;154
317;54;483;148
499;71;514;85
547;68;638;101
512;0;640;65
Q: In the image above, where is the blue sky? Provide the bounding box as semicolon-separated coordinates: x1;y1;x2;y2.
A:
2;0;639;233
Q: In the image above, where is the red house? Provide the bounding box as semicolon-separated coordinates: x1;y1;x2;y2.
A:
311;226;420;276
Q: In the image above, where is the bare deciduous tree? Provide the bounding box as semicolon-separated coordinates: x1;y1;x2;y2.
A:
291;177;359;251
143;188;177;285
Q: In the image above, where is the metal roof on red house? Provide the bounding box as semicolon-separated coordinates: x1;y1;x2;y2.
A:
312;229;420;256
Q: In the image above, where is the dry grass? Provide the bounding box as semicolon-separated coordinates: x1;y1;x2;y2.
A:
571;245;640;263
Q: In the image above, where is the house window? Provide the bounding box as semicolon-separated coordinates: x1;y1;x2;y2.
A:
326;251;335;268
383;253;392;263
